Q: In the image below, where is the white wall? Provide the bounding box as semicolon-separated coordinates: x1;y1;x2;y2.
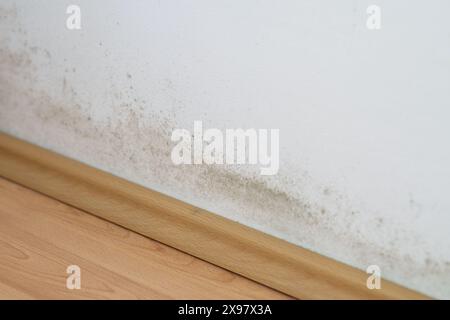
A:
1;0;449;298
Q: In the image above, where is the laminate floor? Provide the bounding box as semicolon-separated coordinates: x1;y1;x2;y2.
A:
0;177;290;299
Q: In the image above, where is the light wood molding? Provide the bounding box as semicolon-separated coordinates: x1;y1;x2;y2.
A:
0;132;429;299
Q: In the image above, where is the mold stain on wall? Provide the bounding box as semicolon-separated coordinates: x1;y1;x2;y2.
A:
1;4;449;298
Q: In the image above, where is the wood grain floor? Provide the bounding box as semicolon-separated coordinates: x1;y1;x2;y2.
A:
0;177;290;299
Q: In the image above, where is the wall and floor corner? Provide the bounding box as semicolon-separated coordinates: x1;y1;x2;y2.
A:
1;1;449;299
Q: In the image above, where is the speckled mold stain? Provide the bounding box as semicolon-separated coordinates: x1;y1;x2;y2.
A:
1;4;449;299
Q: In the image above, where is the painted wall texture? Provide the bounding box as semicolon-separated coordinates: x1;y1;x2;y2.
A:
1;1;449;298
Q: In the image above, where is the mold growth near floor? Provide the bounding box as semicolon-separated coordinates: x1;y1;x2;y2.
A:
1;2;449;299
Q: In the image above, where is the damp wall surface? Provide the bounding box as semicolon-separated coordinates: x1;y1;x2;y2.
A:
1;0;449;298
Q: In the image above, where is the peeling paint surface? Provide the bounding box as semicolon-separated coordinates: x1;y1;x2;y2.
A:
1;1;450;298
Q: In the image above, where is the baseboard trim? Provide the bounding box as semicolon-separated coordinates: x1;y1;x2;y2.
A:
0;132;428;299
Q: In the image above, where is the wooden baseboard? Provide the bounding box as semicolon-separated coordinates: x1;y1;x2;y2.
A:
0;132;429;299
